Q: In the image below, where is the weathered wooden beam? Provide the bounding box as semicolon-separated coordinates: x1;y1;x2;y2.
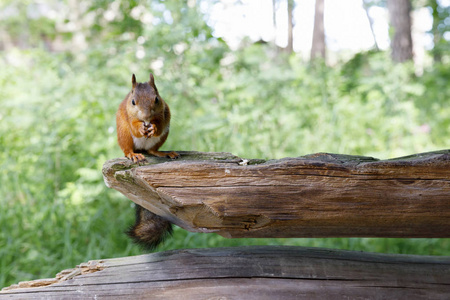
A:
2;246;449;299
102;150;450;238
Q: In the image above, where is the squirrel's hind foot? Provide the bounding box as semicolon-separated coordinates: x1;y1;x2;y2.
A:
148;150;180;159
167;151;180;159
126;152;147;164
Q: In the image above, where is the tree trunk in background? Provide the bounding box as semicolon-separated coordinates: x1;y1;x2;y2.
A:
311;0;325;61
272;0;277;31
285;0;294;53
429;0;442;63
387;0;413;62
362;0;379;51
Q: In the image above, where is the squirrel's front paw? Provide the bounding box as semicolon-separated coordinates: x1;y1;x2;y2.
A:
145;124;156;138
139;123;148;137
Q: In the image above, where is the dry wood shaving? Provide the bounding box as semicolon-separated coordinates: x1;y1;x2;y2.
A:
1;260;105;292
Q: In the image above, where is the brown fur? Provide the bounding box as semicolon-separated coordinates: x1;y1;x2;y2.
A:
126;204;173;250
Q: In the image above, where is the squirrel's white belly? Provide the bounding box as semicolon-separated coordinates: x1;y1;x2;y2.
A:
132;135;161;151
132;126;168;151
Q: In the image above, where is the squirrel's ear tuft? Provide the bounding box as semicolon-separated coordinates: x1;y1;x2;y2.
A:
132;74;137;89
149;73;156;89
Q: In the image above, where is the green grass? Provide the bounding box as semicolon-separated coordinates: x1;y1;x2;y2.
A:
0;48;449;289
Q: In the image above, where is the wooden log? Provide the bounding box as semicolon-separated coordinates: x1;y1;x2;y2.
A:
2;246;449;299
102;150;450;238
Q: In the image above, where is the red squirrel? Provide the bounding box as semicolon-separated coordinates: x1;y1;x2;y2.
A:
116;73;178;249
116;73;179;162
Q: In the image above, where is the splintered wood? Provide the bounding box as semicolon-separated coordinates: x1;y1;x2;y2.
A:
2;260;104;292
102;150;450;238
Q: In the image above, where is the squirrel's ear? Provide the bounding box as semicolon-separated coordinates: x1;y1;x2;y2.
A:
132;74;137;89
149;73;156;89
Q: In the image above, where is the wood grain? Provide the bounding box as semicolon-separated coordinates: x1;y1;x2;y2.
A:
102;150;450;238
2;246;449;299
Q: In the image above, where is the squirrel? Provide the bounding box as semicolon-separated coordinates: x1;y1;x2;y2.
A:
116;73;179;250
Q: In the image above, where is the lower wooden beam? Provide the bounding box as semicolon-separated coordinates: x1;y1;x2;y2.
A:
2;246;449;299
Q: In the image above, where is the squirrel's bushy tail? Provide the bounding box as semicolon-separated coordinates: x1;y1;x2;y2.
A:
126;204;173;250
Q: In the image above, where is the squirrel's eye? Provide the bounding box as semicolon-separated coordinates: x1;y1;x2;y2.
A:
155;97;159;104
132;99;136;105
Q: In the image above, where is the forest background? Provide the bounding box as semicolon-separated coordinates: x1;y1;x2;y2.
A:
0;0;449;288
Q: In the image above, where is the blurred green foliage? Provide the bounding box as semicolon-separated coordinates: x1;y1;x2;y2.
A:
0;0;449;289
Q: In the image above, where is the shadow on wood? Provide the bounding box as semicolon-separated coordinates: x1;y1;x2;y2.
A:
102;150;450;238
2;246;449;299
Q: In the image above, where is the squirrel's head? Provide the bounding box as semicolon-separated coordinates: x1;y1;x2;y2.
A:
127;73;164;125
